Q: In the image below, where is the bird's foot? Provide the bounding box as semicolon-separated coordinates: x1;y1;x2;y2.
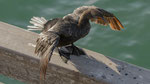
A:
58;44;86;63
65;44;86;56
58;48;71;63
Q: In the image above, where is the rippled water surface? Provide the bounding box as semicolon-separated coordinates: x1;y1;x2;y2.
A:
0;0;150;70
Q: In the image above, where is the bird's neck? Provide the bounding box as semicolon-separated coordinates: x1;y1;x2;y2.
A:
78;10;91;27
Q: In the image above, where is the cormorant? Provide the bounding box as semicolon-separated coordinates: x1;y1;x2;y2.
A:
28;6;124;81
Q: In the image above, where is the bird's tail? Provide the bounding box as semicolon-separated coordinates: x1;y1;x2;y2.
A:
27;16;47;31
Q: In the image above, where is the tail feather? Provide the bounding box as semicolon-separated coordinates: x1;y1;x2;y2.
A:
32;17;46;24
27;16;47;31
40;17;47;22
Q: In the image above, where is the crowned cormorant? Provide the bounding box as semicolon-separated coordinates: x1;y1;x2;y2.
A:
28;6;124;81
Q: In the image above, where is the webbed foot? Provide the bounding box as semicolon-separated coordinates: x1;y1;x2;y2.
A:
65;44;86;56
58;44;86;63
58;47;71;63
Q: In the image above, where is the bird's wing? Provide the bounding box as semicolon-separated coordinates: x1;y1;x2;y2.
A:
35;31;60;81
90;8;124;31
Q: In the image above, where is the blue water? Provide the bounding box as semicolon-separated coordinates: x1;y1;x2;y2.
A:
0;0;150;83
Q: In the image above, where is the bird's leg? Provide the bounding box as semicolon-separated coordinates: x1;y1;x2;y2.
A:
57;44;86;63
58;47;71;63
70;43;86;56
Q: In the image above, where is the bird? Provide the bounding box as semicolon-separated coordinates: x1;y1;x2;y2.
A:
28;6;124;81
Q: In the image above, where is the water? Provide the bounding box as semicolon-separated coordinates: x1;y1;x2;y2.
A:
0;74;24;84
0;0;150;74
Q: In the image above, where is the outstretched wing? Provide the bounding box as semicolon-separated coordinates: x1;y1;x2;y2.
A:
90;8;124;31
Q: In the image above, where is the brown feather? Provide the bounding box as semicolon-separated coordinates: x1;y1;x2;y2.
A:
97;17;107;25
88;7;124;31
109;18;117;30
40;55;49;80
37;33;59;82
39;44;55;81
90;17;108;26
109;18;120;30
35;39;44;54
109;21;116;30
112;18;121;30
114;17;124;29
90;16;123;31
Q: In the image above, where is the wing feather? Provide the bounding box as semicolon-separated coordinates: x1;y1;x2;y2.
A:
90;8;124;31
114;17;124;29
35;32;60;81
